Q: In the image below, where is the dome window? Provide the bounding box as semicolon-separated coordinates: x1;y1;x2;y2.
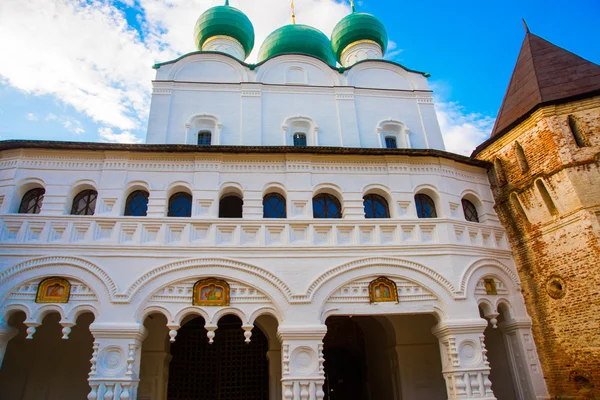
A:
18;188;45;214
415;194;437;219
71;190;98;216
313;194;342;219
219;195;243;218
125;190;149;217
168;192;192;218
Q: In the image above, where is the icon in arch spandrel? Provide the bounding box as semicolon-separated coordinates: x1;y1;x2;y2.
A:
369;277;398;303
193;278;230;306
36;277;71;303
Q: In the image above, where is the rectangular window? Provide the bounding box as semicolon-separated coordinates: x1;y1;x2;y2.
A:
293;133;307;147
198;132;212;146
385;136;397;149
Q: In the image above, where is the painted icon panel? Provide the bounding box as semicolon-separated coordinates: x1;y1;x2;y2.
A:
484;278;498;295
193;278;230;306
369;277;398;303
36;277;71;303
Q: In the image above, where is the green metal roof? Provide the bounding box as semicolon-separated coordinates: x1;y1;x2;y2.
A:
257;24;336;67
194;5;255;58
331;12;388;63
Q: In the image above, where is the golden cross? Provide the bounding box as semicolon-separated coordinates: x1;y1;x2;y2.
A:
350;0;355;12
291;0;296;24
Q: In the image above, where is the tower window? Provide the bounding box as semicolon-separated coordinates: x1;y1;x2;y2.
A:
219;195;243;218
363;194;390;218
514;142;529;173
125;190;149;217
71;189;98;216
461;199;479;222
385;136;397;149
535;180;558;216
568;115;588;147
197;131;212;146
313;194;342;219
494;158;506;185
293;133;307;147
263;193;286;218
168;192;192;217
18;188;45;214
415;194;437;218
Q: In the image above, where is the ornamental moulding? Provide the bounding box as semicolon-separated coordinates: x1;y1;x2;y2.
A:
457;258;521;299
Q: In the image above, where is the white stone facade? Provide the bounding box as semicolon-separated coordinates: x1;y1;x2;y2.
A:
0;146;549;399
146;53;445;151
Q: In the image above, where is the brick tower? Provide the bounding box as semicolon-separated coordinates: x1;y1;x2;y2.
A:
473;25;600;398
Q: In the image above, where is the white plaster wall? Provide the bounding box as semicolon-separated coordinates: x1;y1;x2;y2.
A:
146;53;445;150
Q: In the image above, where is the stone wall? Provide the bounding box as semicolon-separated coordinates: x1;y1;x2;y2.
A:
475;95;600;398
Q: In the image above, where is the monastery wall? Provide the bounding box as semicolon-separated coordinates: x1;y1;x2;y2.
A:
474;95;600;398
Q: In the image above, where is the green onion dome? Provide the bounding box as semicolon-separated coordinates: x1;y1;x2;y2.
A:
194;4;255;58
331;12;388;63
258;24;336;66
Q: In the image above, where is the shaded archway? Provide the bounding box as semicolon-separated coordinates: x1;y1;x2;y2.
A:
0;311;95;400
323;314;446;400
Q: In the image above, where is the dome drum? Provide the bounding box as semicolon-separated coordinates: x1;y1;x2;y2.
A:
340;39;383;67
201;35;246;60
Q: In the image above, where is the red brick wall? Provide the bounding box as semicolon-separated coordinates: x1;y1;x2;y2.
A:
476;96;600;398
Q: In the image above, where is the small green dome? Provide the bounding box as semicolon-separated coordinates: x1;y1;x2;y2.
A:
331;12;388;63
258;24;336;66
194;4;255;58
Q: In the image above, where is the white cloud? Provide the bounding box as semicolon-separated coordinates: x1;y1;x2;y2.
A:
385;40;403;60
26;113;38;121
0;0;351;138
45;113;58;121
436;100;494;156
98;127;143;144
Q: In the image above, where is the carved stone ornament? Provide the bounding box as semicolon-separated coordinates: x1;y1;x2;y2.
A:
546;275;567;299
193;278;230;306
368;277;399;303
483;278;497;295
35;277;71;303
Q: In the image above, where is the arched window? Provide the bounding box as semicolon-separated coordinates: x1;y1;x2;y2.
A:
168;192;192;217
568;115;588;147
18;188;45;214
219;195;243;218
415;194;437;218
197;131;212;146
461;199;479;222
71;189;98;216
124;190;149;217
363;194;390;218
313;194;342;219
384;136;397;149
263;193;286;218
514;142;529;173
293;133;307;147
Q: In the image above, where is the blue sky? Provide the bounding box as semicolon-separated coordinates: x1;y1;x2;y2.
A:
0;0;598;155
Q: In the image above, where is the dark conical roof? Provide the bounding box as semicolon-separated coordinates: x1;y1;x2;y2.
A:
490;31;600;138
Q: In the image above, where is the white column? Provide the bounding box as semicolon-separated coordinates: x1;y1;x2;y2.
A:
87;323;147;400
0;323;18;369
278;325;327;400
499;318;548;400
267;349;283;400
432;320;496;400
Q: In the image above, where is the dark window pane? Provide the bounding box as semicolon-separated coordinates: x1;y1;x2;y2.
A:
263;193;286;218
462;199;479;222
363;194;390;218
293;133;307;147
198;131;212;146
219;195;243;218
18;188;45;214
168;192;192;217
125;190;149;217
71;189;98;216
415;194;437;218
313;194;342;219
385;136;397;149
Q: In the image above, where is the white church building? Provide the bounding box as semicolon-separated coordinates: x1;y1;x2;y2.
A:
0;2;550;399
